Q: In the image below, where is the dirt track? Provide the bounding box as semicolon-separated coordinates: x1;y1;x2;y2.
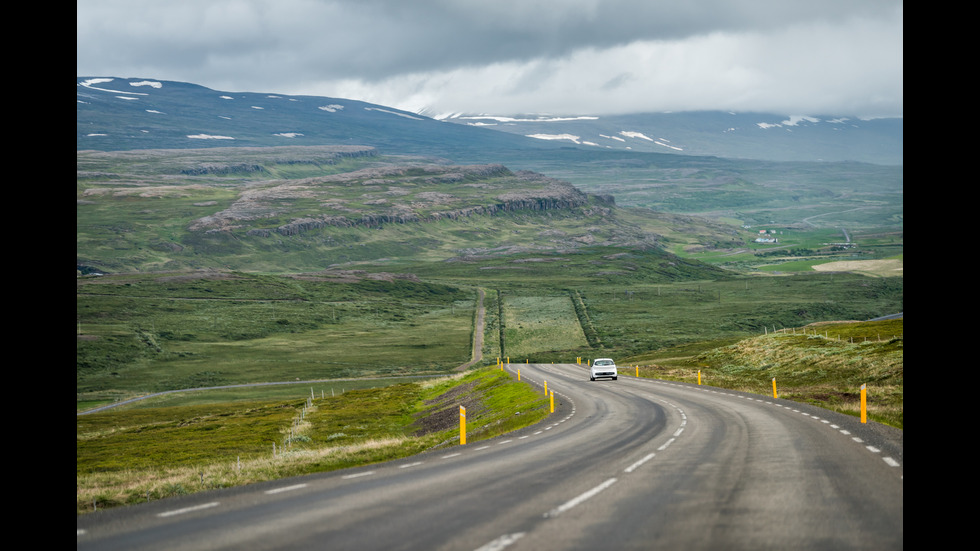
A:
455;288;485;371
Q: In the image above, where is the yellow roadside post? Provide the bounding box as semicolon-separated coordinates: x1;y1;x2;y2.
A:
460;406;466;445
772;378;778;399
544;380;547;395
550;391;554;413
518;369;521;381
860;384;867;423
698;370;701;385
635;365;639;377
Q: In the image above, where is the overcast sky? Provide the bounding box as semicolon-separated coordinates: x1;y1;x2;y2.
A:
77;0;903;118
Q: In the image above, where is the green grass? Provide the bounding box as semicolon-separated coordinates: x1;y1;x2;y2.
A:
77;272;475;399
77;367;547;514
626;319;903;428
500;294;589;359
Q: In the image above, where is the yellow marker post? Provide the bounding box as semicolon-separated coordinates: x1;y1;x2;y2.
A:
635;365;639;377
698;370;701;385
550;391;554;413
459;406;466;445
860;384;867;423
518;369;521;381
544;380;547;396
772;378;777;399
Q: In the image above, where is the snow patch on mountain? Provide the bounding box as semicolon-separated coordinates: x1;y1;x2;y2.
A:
619;131;682;151
188;134;235;140
365;107;423;120
757;115;821;129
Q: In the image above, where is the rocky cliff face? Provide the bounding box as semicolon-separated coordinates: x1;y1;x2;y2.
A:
192;163;608;236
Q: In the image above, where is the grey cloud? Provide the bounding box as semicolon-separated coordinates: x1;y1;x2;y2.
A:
77;0;903;116
79;0;902;81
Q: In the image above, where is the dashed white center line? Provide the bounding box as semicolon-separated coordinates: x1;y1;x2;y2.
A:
157;502;219;518
399;461;423;469
544;478;618;518
265;483;307;494
475;532;526;551
342;471;375;479
624;453;656;473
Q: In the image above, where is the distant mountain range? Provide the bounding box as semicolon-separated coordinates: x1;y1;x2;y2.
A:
433;111;902;166
77;77;901;166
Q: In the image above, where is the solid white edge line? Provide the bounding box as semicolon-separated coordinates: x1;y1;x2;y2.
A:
544;478;618;518
157;502;219;517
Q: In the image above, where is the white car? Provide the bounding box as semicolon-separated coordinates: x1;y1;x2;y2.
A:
590;358;618;381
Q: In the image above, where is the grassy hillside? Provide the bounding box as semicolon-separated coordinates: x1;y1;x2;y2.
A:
77;367;548;513
77;146;669;273
626;318;903;428
78;146;901;276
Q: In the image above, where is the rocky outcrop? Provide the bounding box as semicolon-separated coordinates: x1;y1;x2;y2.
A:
191;163;604;236
180;163;266;176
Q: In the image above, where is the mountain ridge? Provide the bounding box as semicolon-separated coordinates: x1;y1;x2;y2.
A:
78;77;901;165
434;110;902;165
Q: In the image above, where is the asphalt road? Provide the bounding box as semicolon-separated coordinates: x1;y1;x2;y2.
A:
77;363;903;550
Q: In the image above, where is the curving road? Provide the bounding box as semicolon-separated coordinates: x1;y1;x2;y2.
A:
77;363;903;550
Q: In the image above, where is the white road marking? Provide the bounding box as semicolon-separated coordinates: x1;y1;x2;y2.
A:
342;471;375;479
624;453;656;473
442;453;461;459
399;461;423;469
475;532;526;551
883;457;900;467
545;478;618;518
157;502;219;517
265;483;307;494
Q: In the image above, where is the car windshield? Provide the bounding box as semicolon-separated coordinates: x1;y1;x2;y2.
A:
594;360;614;366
